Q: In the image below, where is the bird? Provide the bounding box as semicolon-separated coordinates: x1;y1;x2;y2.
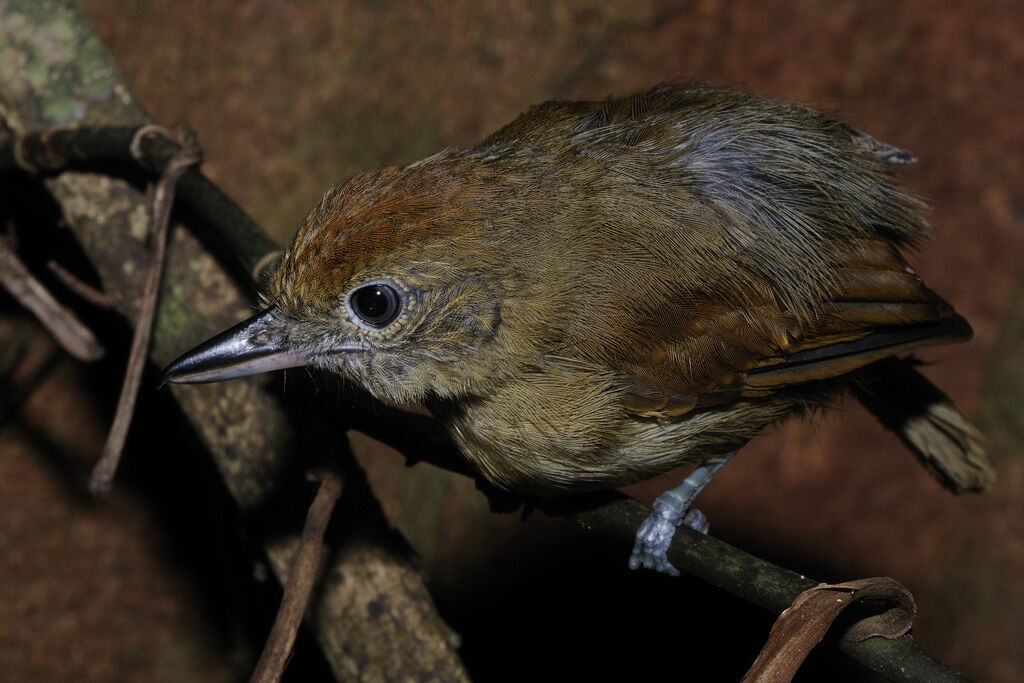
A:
163;83;994;574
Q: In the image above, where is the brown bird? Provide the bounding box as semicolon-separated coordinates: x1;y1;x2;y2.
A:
163;84;994;574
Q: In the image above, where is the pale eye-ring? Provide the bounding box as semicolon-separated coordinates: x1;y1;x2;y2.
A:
346;281;403;329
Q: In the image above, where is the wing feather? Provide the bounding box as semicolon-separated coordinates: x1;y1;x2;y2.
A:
614;239;970;417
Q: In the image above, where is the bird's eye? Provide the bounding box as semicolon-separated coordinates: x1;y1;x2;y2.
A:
348;282;402;329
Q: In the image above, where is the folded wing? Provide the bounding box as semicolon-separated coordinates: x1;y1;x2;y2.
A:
612;238;970;418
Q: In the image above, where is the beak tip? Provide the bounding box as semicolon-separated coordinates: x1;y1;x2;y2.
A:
157;307;311;386
158;355;190;388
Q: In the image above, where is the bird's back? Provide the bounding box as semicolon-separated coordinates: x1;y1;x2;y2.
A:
442;85;976;492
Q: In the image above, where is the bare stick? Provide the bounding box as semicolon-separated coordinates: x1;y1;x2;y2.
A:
88;128;202;497
0;236;104;361
0;124;278;279
251;472;345;683
47;260;110;307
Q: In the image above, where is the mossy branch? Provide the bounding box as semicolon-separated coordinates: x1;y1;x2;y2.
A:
0;2;467;680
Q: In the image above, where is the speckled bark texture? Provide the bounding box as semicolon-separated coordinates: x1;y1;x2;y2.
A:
0;1;467;679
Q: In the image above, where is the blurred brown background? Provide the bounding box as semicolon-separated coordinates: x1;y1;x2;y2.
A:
1;1;1022;681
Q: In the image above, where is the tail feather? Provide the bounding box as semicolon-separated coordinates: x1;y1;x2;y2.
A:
853;357;995;492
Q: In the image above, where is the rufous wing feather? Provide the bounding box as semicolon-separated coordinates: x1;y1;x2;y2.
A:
614;238;971;416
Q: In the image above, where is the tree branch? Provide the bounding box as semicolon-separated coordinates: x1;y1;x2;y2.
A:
0;124;279;281
576;496;973;682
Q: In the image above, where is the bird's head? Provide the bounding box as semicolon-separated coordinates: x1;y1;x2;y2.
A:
162;152;520;407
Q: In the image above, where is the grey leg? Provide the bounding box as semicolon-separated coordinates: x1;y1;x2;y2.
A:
628;452;736;576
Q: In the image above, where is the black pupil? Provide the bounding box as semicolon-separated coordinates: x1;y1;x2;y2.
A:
352;284;399;327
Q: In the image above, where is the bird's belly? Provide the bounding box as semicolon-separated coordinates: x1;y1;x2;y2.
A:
440;393;800;495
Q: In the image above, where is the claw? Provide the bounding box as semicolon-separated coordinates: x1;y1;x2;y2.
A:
629;510;681;576
682;508;710;534
627;452;736;576
628;505;712;576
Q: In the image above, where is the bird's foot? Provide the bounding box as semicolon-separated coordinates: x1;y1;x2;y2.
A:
628;491;710;576
627;452;735;576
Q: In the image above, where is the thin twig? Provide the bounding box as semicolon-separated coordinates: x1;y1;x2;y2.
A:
88;128;203;497
0;236;104;361
251;471;345;683
0;125;278;279
47;260;110;307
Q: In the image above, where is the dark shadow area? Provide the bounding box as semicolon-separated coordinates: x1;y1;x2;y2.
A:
116;370;338;683
431;514;881;682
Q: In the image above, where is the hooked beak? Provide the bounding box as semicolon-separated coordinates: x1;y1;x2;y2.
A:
160;306;311;386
